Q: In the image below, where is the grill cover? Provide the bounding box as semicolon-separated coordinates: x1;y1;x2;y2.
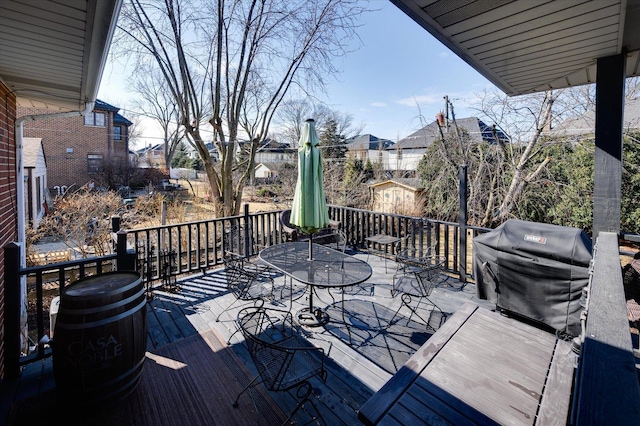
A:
473;219;592;337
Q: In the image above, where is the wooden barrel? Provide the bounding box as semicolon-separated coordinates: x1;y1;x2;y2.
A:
53;271;147;405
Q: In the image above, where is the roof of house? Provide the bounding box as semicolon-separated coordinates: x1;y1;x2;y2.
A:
255;162;280;170
549;97;640;136
370;178;424;191
94;99;120;112
92;99;133;126
256;138;295;153
137;144;164;154
390;117;510;150
346;134;395;151
23;138;44;168
114;113;133;126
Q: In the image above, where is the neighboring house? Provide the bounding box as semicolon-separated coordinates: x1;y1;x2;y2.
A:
18;99;132;192
369;178;425;214
0;0;121;379
23;138;47;229
549;97;640;137
388;117;510;172
345;134;394;169
254;139;296;164
254;162;280;181
137;143;167;170
204;142;221;162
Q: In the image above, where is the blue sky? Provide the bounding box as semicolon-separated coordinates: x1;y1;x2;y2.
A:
321;1;492;141
98;1;493;146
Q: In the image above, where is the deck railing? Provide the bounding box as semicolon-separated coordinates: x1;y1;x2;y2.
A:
6;205;486;376
16;204;638;374
3;245;118;375
124;204;491;284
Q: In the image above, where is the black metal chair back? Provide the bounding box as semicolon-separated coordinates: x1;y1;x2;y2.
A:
233;306;326;424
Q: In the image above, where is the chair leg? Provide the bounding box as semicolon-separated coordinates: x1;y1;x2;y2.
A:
232;373;262;407
340;291;353;346
388;295;408;326
217;297;241;322
281;381;324;426
389;294;442;332
226;326;241;345
408;296;442;332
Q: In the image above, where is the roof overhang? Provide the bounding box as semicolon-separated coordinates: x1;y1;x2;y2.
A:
391;0;640;96
0;0;122;111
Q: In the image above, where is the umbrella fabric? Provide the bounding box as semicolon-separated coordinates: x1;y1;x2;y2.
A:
290;119;329;234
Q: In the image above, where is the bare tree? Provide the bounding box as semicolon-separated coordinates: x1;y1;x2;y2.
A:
275;99;325;146
132;68;189;167
116;0;367;216
274;99;363;147
473;89;561;224
37;188;123;258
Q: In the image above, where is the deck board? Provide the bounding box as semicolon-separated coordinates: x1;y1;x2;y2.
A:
2;251;513;426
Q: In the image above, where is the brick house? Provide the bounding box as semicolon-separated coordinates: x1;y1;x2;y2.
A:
18;100;132;193
0;1;121;379
136;143;168;170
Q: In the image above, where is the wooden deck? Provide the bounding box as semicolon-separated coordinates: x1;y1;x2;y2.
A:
358;302;576;425
1;250;494;425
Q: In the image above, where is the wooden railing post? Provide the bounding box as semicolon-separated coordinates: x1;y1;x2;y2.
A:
243;204;251;257
112;216;121;233
4;242;22;379
116;230;135;271
459;164;468;283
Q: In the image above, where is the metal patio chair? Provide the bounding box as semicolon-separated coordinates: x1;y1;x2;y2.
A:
280;209;345;252
390;261;444;332
216;254;275;343
224;224;272;275
233;306;327;425
394;238;439;276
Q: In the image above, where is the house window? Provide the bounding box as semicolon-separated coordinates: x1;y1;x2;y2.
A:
113;126;122;141
87;154;104;173
84;112;105;127
36;176;42;213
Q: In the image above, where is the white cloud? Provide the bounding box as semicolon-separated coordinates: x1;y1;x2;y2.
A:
396;90;479;109
396;94;442;107
370;102;387;107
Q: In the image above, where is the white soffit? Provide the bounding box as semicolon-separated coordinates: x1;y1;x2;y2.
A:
391;0;640;96
0;0;121;111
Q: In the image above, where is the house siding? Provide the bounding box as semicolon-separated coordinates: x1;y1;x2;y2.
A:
24;140;47;228
18;106;129;192
371;180;424;214
0;80;18;379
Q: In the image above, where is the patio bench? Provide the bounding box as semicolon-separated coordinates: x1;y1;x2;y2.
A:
359;302;576;425
27;249;72;266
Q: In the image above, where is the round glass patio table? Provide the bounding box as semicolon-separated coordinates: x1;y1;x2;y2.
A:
259;242;372;326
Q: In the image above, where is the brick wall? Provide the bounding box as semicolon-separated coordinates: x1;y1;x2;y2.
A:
18;106;129;191
0;81;18;379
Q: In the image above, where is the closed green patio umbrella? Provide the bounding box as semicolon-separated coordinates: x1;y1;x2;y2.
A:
290;119;330;260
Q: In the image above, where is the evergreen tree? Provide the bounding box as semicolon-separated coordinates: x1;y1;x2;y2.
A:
320;119;347;160
171;142;191;168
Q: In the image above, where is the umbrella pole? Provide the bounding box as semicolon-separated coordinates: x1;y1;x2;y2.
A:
308;234;313;261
